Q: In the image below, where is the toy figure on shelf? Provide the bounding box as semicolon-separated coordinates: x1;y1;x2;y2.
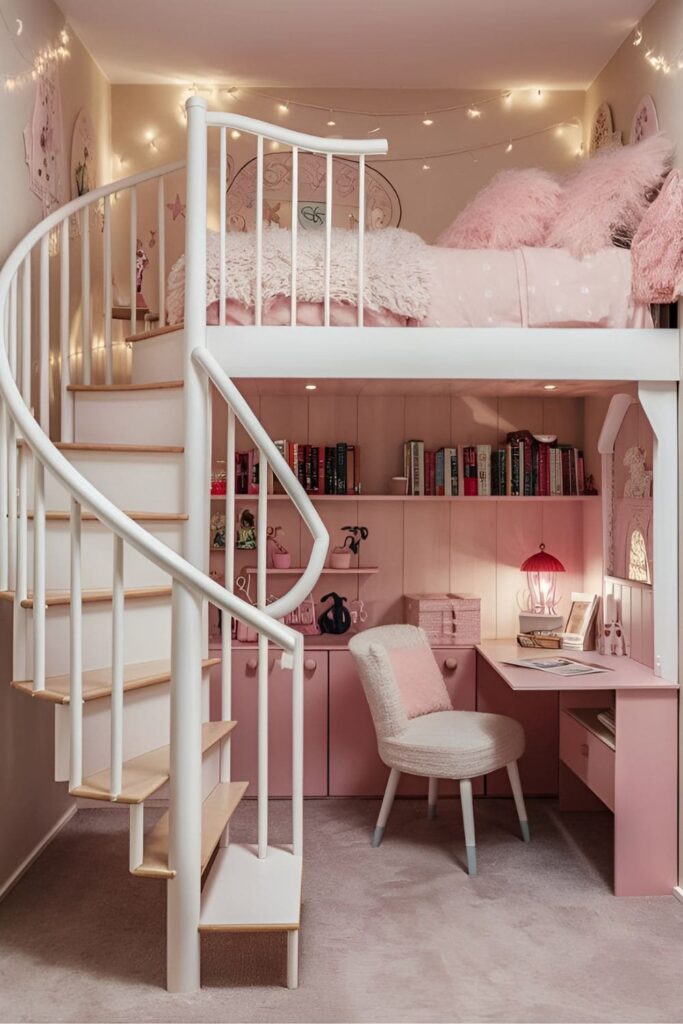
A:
211;512;226;549
583;474;599;496
236;508;256;549
600;593;626;656
318;592;352;635
330;525;369;569
266;525;291;568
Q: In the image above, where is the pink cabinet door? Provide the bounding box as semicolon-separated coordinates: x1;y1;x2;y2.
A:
328;647;478;797
229;649;328;797
476;653;559;796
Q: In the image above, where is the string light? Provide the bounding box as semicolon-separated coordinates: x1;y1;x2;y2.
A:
422;163;431;171
631;26;683;74
422;116;434;126
633;28;643;46
467;107;481;119
278;101;289;114
230;129;241;139
327;112;336;126
505;140;514;153
2;21;71;90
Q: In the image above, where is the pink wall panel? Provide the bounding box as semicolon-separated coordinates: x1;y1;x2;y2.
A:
229;649;328;797
539;501;584;620
476;654;559;796
403;502;451;595
450;396;498;445
357;395;405;494
449;502;497;638
258;395;309;444
495;502;543;639
358;502;405;626
404;395;451;451
308;394;357;446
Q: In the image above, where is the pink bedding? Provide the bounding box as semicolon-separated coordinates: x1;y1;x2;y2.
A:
202;245;652;329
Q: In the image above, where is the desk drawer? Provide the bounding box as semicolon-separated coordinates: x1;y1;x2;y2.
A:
560;710;615;812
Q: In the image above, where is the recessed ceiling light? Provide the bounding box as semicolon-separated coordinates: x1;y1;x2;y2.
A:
305;383;317;391
543;384;558;391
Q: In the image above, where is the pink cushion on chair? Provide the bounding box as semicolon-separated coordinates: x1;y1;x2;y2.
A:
387;646;453;719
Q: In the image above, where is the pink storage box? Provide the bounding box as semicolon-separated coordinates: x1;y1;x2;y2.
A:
404;593;481;646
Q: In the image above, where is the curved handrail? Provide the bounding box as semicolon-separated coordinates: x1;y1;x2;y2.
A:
192;347;329;620
204;108;388;157
0;176;298;654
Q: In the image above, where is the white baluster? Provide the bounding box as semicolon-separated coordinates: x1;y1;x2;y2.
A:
222;408;235;729
257;444;268;858
21;254;31;410
16;444;27;603
290;145;298;326
103;195;113;386
32;460;46;691
129;804;144;870
8;276;17;589
219;127;227;327
69;498;83;789
157;177;165;327
255;135;264;327
0;391;7;593
324;152;333;327
110;534;124;798
39;236;49;430
129;188;138;340
357;154;365;327
292;635;304;857
60;220;73;439
81;208;91;386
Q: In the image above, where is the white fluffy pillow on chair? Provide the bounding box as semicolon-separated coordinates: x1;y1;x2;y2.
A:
385;645;453;718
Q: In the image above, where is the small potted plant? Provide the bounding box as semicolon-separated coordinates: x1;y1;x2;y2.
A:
330;525;369;569
267;525;291;569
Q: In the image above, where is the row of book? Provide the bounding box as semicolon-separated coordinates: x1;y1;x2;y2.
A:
229;444;362;495
404;435;587;497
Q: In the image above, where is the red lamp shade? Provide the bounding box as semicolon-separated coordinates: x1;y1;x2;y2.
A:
520;543;565;616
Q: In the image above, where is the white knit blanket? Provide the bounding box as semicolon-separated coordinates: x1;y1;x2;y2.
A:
165;225;431;323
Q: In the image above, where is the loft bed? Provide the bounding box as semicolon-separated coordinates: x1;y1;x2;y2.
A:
176;100;679;688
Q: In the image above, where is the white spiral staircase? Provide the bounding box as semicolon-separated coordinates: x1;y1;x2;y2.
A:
0;101;394;991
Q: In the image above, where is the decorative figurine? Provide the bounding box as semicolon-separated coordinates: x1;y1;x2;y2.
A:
266;525;291;568
318;592;352;635
210;512;226;549
341;525;369;554
236;508;257;549
623;446;653;498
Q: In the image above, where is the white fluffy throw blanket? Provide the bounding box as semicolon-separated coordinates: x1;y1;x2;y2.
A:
166;226;431;323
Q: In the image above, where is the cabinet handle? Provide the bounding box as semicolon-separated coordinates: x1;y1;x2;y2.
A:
580;743;589;756
304;658;317;672
246;658;258;672
444;658;458;671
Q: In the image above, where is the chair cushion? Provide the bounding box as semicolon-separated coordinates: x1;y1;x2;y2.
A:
385;644;452;718
379;709;525;780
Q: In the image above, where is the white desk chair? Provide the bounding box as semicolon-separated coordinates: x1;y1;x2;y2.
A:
349;625;530;875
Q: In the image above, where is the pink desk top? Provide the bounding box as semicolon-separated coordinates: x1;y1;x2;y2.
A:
476;640;678;691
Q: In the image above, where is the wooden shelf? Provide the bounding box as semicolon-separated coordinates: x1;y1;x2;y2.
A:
213;494;597;503
565;707;616;751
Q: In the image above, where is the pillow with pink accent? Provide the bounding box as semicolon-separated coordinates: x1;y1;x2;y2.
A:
547;133;675;258
631;170;683;303
387;645;453;719
436;168;562;250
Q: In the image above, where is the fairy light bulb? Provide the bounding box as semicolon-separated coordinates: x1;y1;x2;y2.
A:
503;91;513;104
422;116;434;126
467;107;481;119
327;112;336;126
505;140;513;153
230;129;241;139
422;163;431;171
278;101;289;114
633;28;643;46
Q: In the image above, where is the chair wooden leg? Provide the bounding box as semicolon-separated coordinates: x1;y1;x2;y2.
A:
506;760;531;842
459;778;476;876
428;777;438;819
373;767;401;847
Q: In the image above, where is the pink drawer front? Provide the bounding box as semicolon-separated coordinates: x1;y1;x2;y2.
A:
559;710;615;812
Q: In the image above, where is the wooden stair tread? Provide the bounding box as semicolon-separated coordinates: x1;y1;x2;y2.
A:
67;381;183;393
0;585;173;609
126;322;183;344
112;306;158;322
132;780;248;879
17;440;184;454
71;720;235;804
29;511;188;522
199;844;302;932
11;656;220;704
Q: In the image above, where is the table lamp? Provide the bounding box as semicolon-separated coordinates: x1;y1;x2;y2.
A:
519;543;565;633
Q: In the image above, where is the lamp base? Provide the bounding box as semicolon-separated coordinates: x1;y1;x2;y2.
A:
518;612;564;635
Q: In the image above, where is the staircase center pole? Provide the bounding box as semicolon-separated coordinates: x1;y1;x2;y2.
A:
167;94;208;994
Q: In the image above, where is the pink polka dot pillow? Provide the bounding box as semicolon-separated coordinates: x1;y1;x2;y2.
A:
387;645;453;719
437;168;562;250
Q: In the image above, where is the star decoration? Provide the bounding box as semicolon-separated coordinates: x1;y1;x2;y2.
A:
166;193;186;220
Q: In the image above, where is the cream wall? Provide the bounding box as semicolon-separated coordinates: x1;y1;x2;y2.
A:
585;0;683;156
111;84;585;243
0;0;111;896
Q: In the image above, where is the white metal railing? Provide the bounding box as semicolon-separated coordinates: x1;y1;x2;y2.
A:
204;107;387;329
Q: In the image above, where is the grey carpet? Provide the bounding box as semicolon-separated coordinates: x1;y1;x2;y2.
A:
0;798;682;1023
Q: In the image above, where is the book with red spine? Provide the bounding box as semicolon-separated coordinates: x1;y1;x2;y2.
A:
463;446;478;495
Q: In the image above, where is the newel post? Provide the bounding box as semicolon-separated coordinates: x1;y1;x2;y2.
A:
167;95;208;994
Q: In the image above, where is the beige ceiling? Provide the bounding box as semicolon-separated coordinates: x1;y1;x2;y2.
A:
58;0;655;89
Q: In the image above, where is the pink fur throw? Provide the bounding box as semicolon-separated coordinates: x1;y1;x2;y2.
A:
387;646;453;719
631;170;683;303
436;168;562;250
547;133;675;258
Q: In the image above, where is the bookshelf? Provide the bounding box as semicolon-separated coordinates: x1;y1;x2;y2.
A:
213;493;597;503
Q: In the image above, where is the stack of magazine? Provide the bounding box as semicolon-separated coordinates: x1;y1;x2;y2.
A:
597;708;616;735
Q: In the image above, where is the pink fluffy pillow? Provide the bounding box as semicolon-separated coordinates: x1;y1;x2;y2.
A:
437;168;562;250
547;133;675;258
631;170;683;303
387;646;452;719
